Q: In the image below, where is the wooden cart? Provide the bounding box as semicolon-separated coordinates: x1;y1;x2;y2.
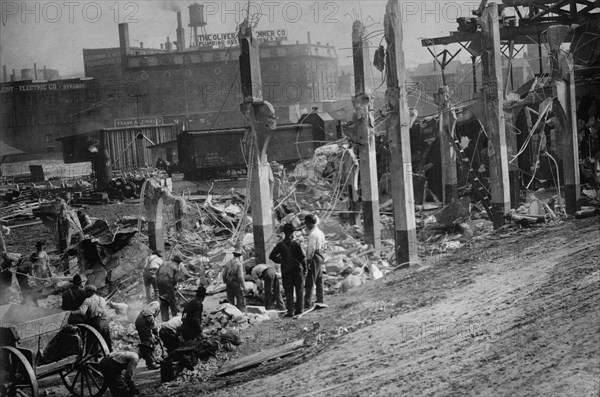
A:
0;304;110;397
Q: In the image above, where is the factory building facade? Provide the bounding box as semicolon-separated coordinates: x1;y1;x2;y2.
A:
1;8;339;158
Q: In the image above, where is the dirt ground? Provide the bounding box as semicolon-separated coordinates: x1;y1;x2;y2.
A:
138;216;600;397
4;200;598;397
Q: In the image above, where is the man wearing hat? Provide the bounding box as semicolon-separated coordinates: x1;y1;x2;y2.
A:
221;243;246;312
0;253;19;305
269;223;306;316
34;240;50;276
62;274;87;323
251;263;285;311
303;214;326;309
156;254;186;321
135;301;161;370
181;286;206;341
72;284;112;351
141;250;163;303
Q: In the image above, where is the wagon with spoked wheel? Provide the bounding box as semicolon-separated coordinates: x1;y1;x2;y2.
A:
0;303;110;397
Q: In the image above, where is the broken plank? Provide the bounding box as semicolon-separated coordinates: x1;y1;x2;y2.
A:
217;339;305;377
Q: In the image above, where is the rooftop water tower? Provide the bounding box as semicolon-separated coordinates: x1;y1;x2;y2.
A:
188;3;208;47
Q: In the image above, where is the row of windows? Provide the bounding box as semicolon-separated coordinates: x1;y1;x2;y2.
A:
0;109;102;128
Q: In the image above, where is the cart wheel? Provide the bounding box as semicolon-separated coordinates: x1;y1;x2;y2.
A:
0;347;39;397
59;325;109;397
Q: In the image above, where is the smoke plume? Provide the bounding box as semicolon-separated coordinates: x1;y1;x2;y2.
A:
160;1;181;13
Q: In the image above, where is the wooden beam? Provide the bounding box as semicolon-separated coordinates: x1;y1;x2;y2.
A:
384;0;418;266
351;20;381;250
547;26;581;214
217;339;304;376
421;22;581;46
481;3;511;229
238;20;275;264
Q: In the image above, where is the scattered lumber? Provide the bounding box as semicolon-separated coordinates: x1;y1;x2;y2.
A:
216;339;305;377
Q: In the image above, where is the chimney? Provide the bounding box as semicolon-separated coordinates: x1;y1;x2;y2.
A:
43;65;47;79
160;43;164;50
2;65;7;82
307;32;311;45
166;37;172;51
140;42;144;48
176;11;186;51
118;23;130;59
11;68;16;82
34;63;38;79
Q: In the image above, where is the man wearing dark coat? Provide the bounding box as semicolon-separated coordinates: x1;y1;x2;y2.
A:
61;274;87;323
181;286;206;341
269;223;306;316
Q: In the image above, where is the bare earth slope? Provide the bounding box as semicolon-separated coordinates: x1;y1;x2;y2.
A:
177;218;599;397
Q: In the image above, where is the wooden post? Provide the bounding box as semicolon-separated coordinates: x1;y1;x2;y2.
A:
351;20;381;250
480;3;511;229
384;0;418;266
547;26;580;214
239;20;274;264
505;108;521;208
437;68;458;204
144;179;165;253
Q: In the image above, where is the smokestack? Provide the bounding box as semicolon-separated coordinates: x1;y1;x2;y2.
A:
34;63;37;79
2;65;7;82
166;37;172;51
176;11;186;51
307;31;311;45
140;42;144;48
43;65;47;79
11;68;16;82
118;23;130;59
160;43;164;50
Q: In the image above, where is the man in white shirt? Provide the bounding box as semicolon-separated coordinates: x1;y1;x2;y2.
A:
141;250;163;303
159;315;183;352
72;285;112;351
303;214;326;309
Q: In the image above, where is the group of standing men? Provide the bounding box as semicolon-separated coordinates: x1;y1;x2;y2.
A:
221;213;326;318
271;214;326;317
0;240;52;305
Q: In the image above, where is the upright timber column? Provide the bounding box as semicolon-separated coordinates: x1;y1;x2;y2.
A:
239;20;274;264
144;179;165;253
352;20;381;250
480;3;510;229
548;26;580;214
384;0;418;266
437;73;458;204
505;108;521;208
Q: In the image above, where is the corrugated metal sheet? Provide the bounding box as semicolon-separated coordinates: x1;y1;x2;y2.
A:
99;125;178;171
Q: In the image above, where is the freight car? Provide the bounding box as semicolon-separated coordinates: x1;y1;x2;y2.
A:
178;118;338;180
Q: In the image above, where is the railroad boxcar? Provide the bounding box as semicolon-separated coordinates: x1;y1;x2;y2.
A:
178;122;329;180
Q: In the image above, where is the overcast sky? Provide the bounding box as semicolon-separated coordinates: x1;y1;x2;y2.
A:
0;0;482;78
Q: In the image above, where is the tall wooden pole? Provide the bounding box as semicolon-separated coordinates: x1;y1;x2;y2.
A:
547;26;580;214
351;20;381;251
239;20;275;264
384;0;418;266
505;108;521;209
437;68;458;204
480;3;511;229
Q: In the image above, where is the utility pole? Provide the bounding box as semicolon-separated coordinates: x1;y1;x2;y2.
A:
351;20;381;250
547;25;580;214
480;3;510;229
384;0;418;266
428;48;460;205
238;20;275;264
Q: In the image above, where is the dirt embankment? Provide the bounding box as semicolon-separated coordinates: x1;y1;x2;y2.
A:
156;218;599;397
